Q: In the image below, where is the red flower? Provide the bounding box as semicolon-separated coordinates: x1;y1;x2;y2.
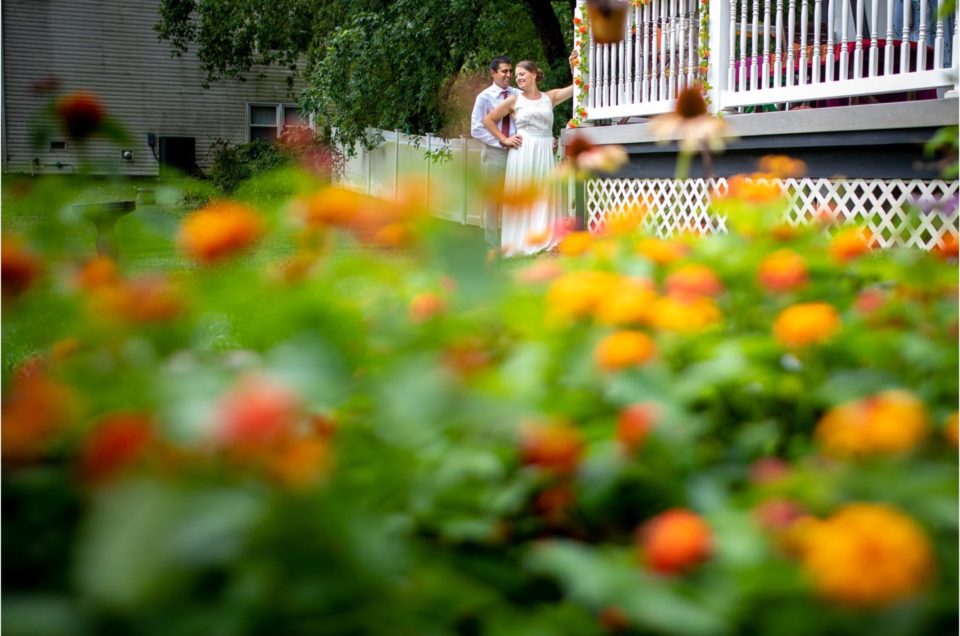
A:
520;421;583;474
638;508;713;574
2;237;41;299
617;403;657;453
80;413;154;483
216;376;301;449
55;91;104;140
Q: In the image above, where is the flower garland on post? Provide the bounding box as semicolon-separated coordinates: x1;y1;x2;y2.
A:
568;12;591;128
698;0;712;106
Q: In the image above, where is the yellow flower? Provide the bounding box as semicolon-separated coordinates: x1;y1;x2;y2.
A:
793;504;933;606
558;231;593;256
830;226;874;263
546;270;619;321
636;237;689;266
179;201;263;264
649;294;721;333
815;390;929;457
594;279;656;326
594;330;657;371
773;302;840;347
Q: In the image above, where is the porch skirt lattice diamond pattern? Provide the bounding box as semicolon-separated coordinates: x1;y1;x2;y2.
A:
585;178;959;250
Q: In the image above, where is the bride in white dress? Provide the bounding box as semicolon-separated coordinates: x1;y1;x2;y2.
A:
482;59;575;257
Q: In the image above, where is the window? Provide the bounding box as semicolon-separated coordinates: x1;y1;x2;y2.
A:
248;104;306;142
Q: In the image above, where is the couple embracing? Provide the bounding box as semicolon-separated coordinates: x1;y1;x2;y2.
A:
470;53;578;257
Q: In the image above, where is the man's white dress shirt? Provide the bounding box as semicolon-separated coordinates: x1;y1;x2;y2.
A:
471;84;520;149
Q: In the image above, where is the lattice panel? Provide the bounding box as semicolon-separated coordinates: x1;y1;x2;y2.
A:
586;177;959;250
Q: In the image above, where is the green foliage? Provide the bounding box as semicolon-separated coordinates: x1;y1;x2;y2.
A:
207;139;295;194
3;156;958;636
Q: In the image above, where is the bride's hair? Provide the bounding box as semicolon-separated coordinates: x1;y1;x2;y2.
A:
516;60;544;83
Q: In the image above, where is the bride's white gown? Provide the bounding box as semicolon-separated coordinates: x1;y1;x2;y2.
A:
501;93;562;257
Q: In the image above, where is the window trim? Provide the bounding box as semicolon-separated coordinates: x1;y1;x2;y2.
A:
247;103;308;142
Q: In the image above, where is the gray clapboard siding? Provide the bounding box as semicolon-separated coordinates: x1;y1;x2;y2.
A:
2;0;305;176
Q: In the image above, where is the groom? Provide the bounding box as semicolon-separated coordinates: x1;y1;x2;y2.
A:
470;55;522;248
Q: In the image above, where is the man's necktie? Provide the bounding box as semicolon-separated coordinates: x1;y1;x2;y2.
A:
499;90;510;139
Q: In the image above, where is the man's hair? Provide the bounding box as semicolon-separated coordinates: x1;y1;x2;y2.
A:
489;56;512;72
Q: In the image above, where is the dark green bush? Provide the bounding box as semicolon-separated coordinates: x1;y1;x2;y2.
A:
207;139;294;194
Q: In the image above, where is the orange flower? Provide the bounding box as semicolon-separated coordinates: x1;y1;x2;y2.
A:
179;201;263;264
2;237;41;298
649;294;721;333
772;302;840;347
792;503;932;606
757;249;808;293
932;233;959;261
80;413;154;483
722;174;783;204
558;231;593;256
757;155;807;178
268;436;331;488
600;205;646;236
546;270;619;321
636;237;688;266
215;376;301;451
75;255;119;290
945;412;959;448
442;339;492;378
638;508;712;574
409;292;446;322
664;264;723;297
94;275;182;323
594;279;656;326
616;402;657;453
301;187;372;229
815;390;928;457
56;90;104;140
829;226;874;263
1;359;74;461
594;330;656;371
520;421;583;474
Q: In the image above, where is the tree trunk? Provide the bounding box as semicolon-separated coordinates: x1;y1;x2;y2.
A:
520;0;572;81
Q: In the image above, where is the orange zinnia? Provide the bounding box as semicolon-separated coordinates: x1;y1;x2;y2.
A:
638;508;712;574
594;330;656;371
773;302;840;347
179;201;263;264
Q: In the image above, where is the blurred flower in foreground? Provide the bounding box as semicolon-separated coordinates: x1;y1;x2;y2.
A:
94;275;182;323
749;457;791;485
638;508;712;574
520;421;583;474
594;278;656;326
80;413;154;483
558;231;594;257
576;145;629;175
829;226;874;263
649;294;721;333
815;390;928;457
515;258;564;284
2;236;41;299
75;255;119;291
636;237;689;266
215;375;301;451
664;264;724;298
55;90;104;140
758;249;809;293
758;155;807;178
617;403;658;453
2;359;74;461
773;302;840;347
719;174;783;204
599;204;645;236
792;503;932;606
754;498;807;531
649;84;729;153
409;292;446;322
945;412;959;447
932;232;958;261
547;270;620;321
594;330;656;371
179;201;264;264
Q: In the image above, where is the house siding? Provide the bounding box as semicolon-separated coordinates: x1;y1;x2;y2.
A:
2;0;305;176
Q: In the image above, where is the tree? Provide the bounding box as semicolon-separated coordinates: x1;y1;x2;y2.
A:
156;0;575;152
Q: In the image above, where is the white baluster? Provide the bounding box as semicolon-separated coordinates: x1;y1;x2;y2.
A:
787;0;797;85
625;8;633;102
883;0;894;74
918;0;928;70
813;0;823;83
729;0;739;90
660;0;668;99
839;0;850;81
763;0;772;88
934;0;945;68
854;0;864;79
678;0;688;92
900;0;911;73
633;7;643;104
800;0;809;84
868;0;879;76
618;22;626;105
774;0;784;88
826;0;835;81
740;0;749;91
603;43;611;107
589;29;597;108
670;0;679;98
752;0;761;90
643;3;652;101
689;0;699;86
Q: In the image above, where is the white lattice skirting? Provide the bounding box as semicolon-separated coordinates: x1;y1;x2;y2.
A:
586;178;960;250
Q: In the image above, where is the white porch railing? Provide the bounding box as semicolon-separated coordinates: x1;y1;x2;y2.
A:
574;0;959;119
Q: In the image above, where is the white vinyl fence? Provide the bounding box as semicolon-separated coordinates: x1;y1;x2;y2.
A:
339;129;573;227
